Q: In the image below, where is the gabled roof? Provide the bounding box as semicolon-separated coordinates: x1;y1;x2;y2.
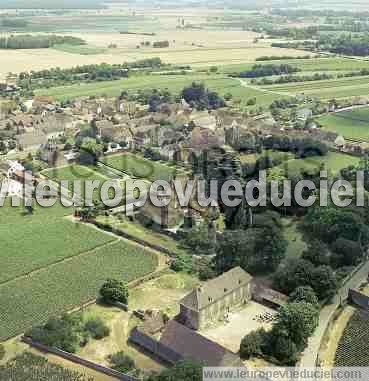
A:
160;320;243;367
180;267;252;311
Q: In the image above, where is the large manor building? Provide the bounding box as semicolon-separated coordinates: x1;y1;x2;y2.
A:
178;267;252;330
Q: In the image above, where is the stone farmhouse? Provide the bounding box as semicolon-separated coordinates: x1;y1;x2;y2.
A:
178;267;252;330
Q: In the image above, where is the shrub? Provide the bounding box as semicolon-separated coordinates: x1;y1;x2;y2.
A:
240;329;268;359
289;286;319;306
109;351;135;373
170;253;193;273
0;344;5;361
85;317;110;340
100;279;129;305
26;313;86;353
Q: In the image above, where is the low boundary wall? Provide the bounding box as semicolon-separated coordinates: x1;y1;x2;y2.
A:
22;336;139;381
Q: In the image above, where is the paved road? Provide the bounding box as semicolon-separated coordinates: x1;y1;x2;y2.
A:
299;260;369;368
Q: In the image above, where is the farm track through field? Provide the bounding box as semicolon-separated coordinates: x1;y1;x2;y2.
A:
237;78;294;97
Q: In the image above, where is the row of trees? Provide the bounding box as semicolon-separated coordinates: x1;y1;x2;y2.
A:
255;55;311;61
0;34;85;49
319;34;369;56
234;64;300;78
17;58;163;89
262;135;328;159
251;72;333;86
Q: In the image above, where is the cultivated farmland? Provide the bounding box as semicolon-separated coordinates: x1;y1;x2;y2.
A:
0;201;158;341
260;75;369;100
319;108;369;141
0;238;157;341
335;310;369;366
0;201;113;283
35;73;282;107
220;57;369;74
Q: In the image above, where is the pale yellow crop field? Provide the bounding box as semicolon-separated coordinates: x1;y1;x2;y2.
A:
0;5;305;79
0;42;303;80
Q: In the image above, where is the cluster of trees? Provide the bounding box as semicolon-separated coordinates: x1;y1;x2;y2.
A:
26;313;110;353
339;68;369;78
79;137;103;166
270;98;297;109
234;64;300;78
271;41;315;50
177;211;286;278
273;203;369;301
180;223;217;256
262;135;328;159
147;360;203;381
120;87;173;108
319;34;369;56
99;279;129;305
153;40;170;48
272;34;369;57
241;152;290;178
212;210;288;274
181;82;226;110
274;258;337;300
255;55;311;61
240;292;319;364
271;8;369;19
17;58;163;89
0;18;29;28
108;351;136;374
0;352;96;381
0;34;85;49
302;205;369;268
0;0;105;8
266;26;319;40
252;73;333;86
147;88;174;112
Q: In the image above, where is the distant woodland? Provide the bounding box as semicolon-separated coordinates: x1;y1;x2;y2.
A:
0;35;85;49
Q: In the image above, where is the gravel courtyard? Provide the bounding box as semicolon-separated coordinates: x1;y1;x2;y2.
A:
200;301;276;353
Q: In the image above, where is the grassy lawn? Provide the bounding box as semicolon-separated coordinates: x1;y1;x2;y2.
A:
130;271;199;316
41;164;124;202
101;152;184;182
239;150;294;166
0;239;158;341
319;109;369;141
282;218;306;260
276;152;360;177
96;215;188;255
